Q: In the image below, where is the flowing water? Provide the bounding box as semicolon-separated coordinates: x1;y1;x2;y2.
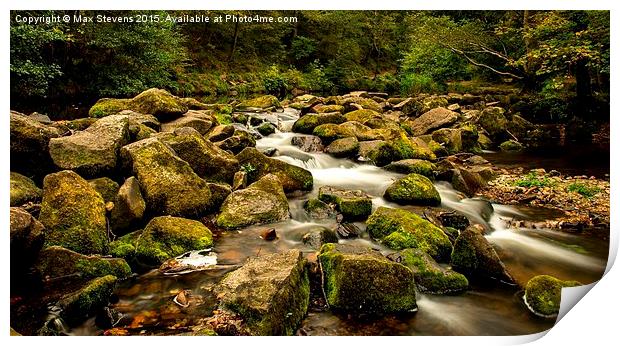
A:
72;108;608;336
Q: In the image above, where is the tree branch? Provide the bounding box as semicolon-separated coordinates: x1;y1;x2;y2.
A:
445;44;523;79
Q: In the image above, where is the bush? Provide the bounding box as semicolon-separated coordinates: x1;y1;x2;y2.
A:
261;65;289;97
514;173;554;188
567;183;601;198
400;73;444;95
298;61;333;92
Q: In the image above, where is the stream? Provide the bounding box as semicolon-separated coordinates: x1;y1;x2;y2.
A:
72;108;608;336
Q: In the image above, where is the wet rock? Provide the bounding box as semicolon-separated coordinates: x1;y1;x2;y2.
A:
302;227;338;249
303;198;336;219
119;110;161;131
312;123;356;144
159;249;218;275
256;122;277;136
291;135;324;152
109;216;213;266
389;248;468;294
451;225;514;283
120;137;214;217
318;244;417;313
384;173;441;206
499;140;523;152
262;147;278;157
477;106;508;141
58;275;118;325
208;124;235;142
292;112;347;135
215;249;309;335
39;170;108;255
237;95;281;111
214;129;257;154
405;107;458;136
10;207;45;266
339;121;384;141
524;275;581;317
110;177;146;234
325;136;359;158
318;186;372;221
366;206;452;262
507;113;535;140
161;115;214;135
157;127;239;183
311;104;345;114
384;159;436;178
232;171;247;191
10;111;60;177
334;222;360;239
431;128;462;155
10;172;42;207
236;147;313;192
89;88;188;120
261;228;278;241
49;114;130;177
358;140;399;166
436;158;497;196
438;211;470;231
216;174;290;229
88;177;119;203
343;109;380;123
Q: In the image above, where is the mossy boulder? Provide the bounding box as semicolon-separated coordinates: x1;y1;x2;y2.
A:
49;114;130;177
87;177;120;203
157;127;239;183
39;170;108;255
451;225;514;283
478;107;508;141
344;109;380;123
318;243;417;313
161;115;215;135
358;140;399;167
326;136;359;158
256;122;277;136
292;112;346;134
341;96;382;112
89;88;188;120
405;107;458;136
214;129;257;154
215;249;309;335
431;128;462;155
414;96;449;115
58;275;118;325
237;95;281;110
120;137;214;217
208;124;235;142
119;110;161;131
216;174;289;229
10;111;60;178
318;186;372;220
236;147;313;192
10;207;45;266
339;121;384;141
302;226;339;249
303;198;336;219
384;173;441;206
109;216;213;266
311;104;344;114
383;159;436;178
499;140;523;152
312;123;356;144
10;172;42;206
110;177;146;234
389;248;468;294
366;207;452;262
391;133;437;162
524;275;581;317
35;246;131;283
131;123;157;141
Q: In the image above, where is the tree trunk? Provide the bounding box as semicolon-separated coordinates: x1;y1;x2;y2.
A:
228;22;239;62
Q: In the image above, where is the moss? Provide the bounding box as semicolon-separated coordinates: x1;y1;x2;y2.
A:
256;122;277;136
10;172;41;206
344;109;380;123
303;198;335;219
383;159;436;178
35;246;131;282
89;98;132;118
390;133;436;161
236;147;313;192
524;275;581;317
362;141;400;167
312;123;356;144
384;173;441;206
366;207;452;262
318;244;417;313
499;140;523;152
397;248;468;294
325;136;359;158
431;128;462;155
214;113;233;125
318;186;372;220
478;107;507;139
59;275;117;325
238;95;281;110
88;177;120;203
89;89;188;120
292;112;347;134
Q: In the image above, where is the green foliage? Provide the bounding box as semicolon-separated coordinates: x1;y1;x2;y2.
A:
262;65;289;96
400;74;443;95
400;43;470;90
514;173;554;188
290;36;317;63
567;182;601;198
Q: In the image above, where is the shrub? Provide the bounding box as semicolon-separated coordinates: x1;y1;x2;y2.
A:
400;73;443;95
567;183;601;198
514;173;554;188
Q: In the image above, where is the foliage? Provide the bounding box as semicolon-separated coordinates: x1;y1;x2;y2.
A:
262;65;289;97
567;182;601;198
400;74;443;95
514;173;554;188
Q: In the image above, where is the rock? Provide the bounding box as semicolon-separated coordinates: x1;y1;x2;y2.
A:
10;207;45;265
110;177;146;234
507;113;535;140
208;124;235;142
303;198;336;219
311;104;345;114
478;133;493;150
341;97;382;112
130;123;157;141
157;127;239;183
237;95;281;110
343;109;380;123
451;225;514;283
119;110;161;131
358;140;399;166
214;129;257;154
39;170;108;255
318;244;417;313
438;212;470;231
49;114;130;177
366;206;452;262
215;249;309;335
392;98;416;115
260;228;278;241
161;115;214;135
384;173;441;206
236;147;313;192
384;159;436;178
312;123;356;144
431;128;462;155
10;172;42;206
447;103;461;112
302;227;338;249
110;216;213;266
232;171;247;191
89;88;188;120
10;111;60;177
58;275;117;325
88;177;120;203
334;222;360;238
216;174;290;229
51;118;99;134
325;137;359;158
339;121;384;141
318;186;372;220
478;107;508;140
524;275;581;317
35;246;131;283
389;248;468;294
256;122;277;136
405;107;458;136
290;135;324;152
292;112;347;135
414;96;449;115
120;137;214;217
499;140;523;152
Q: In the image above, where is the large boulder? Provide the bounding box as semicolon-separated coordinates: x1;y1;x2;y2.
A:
10;172;42;206
388;248;468;294
311;104;344;114
524;275;581;317
207;124;235;142
216;174;289;229
414;96;449;115
290;135;324;152
318;186;372;221
358;140;399;166
49;114;130;177
325;136;359;158
87;177;120;203
405;107;458;136
339;121;384;141
436;157;497;196
157;127;239;183
237;95;281;110
120;137;214;217
384;173;441;206
431;128;463;155
109;216;213;266
214;250;309;335
318;244;417;313
312;123;356;144
236;147;313;192
214;129;257;154
39;170;108;255
366;206;452;262
292;112;346;134
161;114;215;135
57;275;118;326
383;159;436;178
119;110;161;131
110;177;146;234
89;88;188;120
499;140;523;152
343;109;381;123
10;207;45;266
10;111;60;177
478;106;508;141
451;225;514;283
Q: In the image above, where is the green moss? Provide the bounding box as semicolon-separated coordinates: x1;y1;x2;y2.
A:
326;136;359;158
236;147;313;192
35;246;131;281
238;95;281;110
384;173;441;206
514;172;554;188
88;177;120;203
59;275;117;325
214;113;233;125
292;112;347;134
524;275;581;317
344;109;380;123
499;140;523;152
398;248;468;294
366;207;452;262
89;89;188;120
303;198;335;219
89;98;132;118
318;186;372;220
312;123;356;144
567;182;601;198
10;172;41;206
383;159;436;178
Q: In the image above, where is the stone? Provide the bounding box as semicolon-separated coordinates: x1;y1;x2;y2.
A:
214;129;257;154
524;275;581;317
405;107;458;136
208;124;235;142
110;177;146;234
89;88;188;120
237;95;281;110
311;104;345;114
88;177;120;203
318;186;372;221
302;227;338;249
438;212;470;231
10;111;60;177
343;109;380;123
161;116;214;135
256;122;277;136
325;137;359;158
10;207;45;265
10;172;42;206
236;147;313;192
478;106;508;140
290;135;324;152
384;173;441;206
58;275;118;325
312;123;356;144
232;171;247;191
119;110;161;131
383;159;436;178
499;140;523;152
292;112;347;134
303;198;336;219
